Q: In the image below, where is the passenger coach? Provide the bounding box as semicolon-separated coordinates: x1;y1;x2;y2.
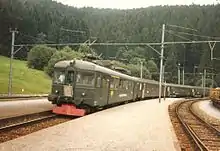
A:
48;59;210;116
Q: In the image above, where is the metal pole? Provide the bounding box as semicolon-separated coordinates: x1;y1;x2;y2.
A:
182;67;185;85
212;73;214;87
163;81;166;101
159;24;165;103
8;29;17;96
140;61;143;79
203;69;206;97
162;65;165;83
201;73;204;88
178;64;180;84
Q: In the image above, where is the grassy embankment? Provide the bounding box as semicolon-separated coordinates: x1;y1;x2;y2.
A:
0;56;51;94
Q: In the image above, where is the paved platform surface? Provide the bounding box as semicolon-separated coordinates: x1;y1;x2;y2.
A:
0;99;54;119
198;100;220;119
0;98;182;151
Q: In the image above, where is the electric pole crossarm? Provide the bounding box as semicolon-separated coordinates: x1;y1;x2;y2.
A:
13;46;23;55
145;45;161;55
208;41;216;60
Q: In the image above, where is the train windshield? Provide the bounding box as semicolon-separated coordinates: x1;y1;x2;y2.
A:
54;70;66;84
53;70;74;85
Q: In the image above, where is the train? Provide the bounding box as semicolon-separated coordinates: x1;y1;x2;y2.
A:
209;88;220;109
48;59;210;116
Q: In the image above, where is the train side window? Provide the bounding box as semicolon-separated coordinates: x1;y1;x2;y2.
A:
114;78;120;89
102;77;107;88
124;80;129;89
110;78;119;89
119;79;123;88
96;76;101;88
110;78;114;89
129;81;133;88
140;83;142;90
76;72;95;86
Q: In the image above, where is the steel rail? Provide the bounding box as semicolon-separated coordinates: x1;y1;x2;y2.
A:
0;112;56;131
190;100;220;135
0;94;48;100
175;100;209;151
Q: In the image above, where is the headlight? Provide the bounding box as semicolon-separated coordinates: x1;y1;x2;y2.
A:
55;90;59;94
81;92;85;96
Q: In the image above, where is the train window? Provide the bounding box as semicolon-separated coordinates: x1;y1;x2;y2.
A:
110;78;119;89
123;80;129;89
115;78;120;88
66;71;74;84
96;76;101;88
54;70;65;84
102;78;107;88
140;83;142;90
128;81;133;88
76;72;95;86
119;79;123;88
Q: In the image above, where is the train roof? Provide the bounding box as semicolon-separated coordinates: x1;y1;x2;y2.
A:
55;59;136;80
54;60;210;90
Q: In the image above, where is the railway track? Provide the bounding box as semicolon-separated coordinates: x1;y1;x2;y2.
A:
176;100;220;151
0;111;72;143
0;111;56;131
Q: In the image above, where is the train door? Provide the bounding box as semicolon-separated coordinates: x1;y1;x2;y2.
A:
103;75;110;105
132;82;138;101
95;73;110;106
142;83;146;99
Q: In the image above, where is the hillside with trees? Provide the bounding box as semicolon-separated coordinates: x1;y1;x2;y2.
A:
1;0;220;86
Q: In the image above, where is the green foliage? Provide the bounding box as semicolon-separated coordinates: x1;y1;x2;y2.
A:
127;64;151;79
27;45;56;70
0;56;51;94
195;78;216;87
130;57;142;65
110;60;151;79
0;0;89;59
146;60;158;73
78;45;95;54
2;0;220;85
45;47;83;76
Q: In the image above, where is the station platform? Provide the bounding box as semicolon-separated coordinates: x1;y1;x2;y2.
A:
0;99;54;119
198;100;220;119
0;98;182;151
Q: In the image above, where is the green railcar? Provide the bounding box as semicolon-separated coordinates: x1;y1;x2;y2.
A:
48;59;210;116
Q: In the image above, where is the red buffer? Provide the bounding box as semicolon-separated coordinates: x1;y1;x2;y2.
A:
52;104;86;116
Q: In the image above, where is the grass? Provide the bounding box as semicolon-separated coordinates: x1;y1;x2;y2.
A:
0;56;52;94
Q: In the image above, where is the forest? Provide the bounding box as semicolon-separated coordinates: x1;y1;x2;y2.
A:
1;0;220;86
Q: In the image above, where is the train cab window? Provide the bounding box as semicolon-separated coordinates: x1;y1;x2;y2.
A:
54;70;65;84
66;71;74;84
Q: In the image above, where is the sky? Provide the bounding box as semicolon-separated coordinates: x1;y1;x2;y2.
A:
54;0;218;9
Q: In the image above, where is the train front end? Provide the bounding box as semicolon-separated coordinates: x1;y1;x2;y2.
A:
48;60;86;116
